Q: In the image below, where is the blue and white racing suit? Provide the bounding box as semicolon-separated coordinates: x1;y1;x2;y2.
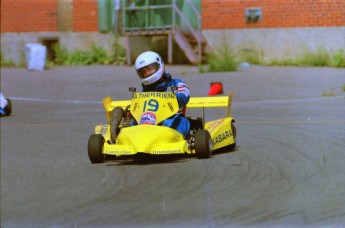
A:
139;73;191;138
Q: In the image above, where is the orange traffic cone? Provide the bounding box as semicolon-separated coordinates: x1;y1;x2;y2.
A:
208;82;223;96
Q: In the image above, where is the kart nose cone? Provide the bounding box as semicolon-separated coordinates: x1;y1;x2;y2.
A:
117;125;183;153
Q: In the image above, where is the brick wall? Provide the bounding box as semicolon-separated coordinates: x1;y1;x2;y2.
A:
0;0;58;32
0;0;98;33
73;0;98;32
2;0;344;33
202;0;345;29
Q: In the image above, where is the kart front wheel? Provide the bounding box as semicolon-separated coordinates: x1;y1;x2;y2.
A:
88;134;105;163
195;130;212;159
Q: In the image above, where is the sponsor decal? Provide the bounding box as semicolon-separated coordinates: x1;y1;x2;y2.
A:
167;102;174;112
152;149;181;154
139;112;156;125
106;150;132;155
132;102;139;112
133;92;175;99
212;130;232;145
207;119;225;133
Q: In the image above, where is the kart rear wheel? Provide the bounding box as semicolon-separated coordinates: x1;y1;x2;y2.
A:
4;98;11;116
195;130;212;159
88;134;105;163
228;122;237;151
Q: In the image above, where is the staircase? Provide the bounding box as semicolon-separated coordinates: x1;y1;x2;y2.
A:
121;0;211;65
173;27;211;64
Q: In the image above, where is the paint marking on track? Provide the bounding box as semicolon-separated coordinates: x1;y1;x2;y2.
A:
238;120;345;125
9;97;102;104
233;96;345;106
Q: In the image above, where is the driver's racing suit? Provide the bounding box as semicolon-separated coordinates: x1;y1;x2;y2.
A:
137;73;191;138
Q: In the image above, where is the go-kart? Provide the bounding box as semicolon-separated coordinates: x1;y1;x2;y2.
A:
0;92;12;117
88;88;236;163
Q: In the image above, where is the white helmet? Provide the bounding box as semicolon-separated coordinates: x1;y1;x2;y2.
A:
135;51;165;86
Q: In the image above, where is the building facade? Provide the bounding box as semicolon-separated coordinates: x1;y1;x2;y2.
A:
1;0;344;64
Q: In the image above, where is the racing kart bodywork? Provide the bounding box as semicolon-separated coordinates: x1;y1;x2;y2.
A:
88;90;236;163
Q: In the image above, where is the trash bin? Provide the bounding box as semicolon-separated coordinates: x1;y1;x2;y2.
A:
25;43;47;71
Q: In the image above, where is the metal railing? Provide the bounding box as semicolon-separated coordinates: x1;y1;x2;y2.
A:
122;0;200;30
122;0;202;61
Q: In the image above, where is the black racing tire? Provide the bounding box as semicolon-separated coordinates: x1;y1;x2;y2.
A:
195;130;212;159
88;134;105;163
4;98;12;116
228;122;237;151
110;107;125;141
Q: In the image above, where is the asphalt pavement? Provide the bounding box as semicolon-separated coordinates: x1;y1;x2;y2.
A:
1;65;345;227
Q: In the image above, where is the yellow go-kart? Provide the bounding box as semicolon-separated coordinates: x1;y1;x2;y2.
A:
88;89;236;163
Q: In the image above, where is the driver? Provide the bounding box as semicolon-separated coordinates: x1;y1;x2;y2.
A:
109;51;190;142
133;51;191;138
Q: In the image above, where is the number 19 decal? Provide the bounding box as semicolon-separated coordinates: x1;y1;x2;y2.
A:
143;99;159;112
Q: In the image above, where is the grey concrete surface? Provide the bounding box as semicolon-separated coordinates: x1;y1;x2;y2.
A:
0;32;117;65
204;27;345;60
2;27;344;65
1;65;345;227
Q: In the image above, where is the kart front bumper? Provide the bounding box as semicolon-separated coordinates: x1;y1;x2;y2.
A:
98;125;190;157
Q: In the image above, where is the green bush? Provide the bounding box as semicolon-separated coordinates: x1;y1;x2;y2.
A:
203;35;344;72
50;38;126;66
267;47;345;68
52;44;69;65
238;47;264;65
332;49;345;68
321;88;335;97
110;36;126;65
206;36;237;72
52;44;110;66
298;47;332;67
0;52;16;67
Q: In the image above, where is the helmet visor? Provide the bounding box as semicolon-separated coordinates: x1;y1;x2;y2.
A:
137;63;160;79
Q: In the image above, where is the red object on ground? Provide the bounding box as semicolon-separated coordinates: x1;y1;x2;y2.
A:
208;82;223;95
